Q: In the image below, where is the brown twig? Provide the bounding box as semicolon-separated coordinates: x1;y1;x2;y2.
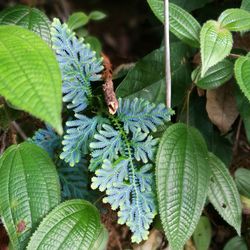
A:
233;118;242;155
101;53;119;115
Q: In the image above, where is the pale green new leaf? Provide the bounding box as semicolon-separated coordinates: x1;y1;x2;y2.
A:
200;20;233;76
0;5;51;45
156;123;210;250
234;55;250;102
0;142;61;250
67;12;89;30
89;11;107;21
193;216;212;250
208;153;242;235
147;1;201;47
0;26;62;134
218;9;250;32
27;200;107;250
194;59;233;89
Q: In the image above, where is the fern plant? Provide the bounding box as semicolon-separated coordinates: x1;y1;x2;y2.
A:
47;18;173;243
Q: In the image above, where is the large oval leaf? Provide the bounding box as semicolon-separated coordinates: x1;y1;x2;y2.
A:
200;20;233;76
0;25;62;134
116;44;192;107
0;142;61;250
0;5;51;45
194;59;233;89
218;9;250;32
208;153;242;234
235;168;250;198
156;123;210;250
234;55;250;102
27;200;107;250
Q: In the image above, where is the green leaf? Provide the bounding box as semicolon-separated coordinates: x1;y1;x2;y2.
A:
194;59;234;89
0;25;62;134
218;9;250;32
224;236;248;250
27;200;107;250
116;44;192;107
234;86;250;143
0;142;61;250
208;153;242;235
235;168;250;199
193;216;212;250
200;20;233;76
169;3;201;47
147;1;201;47
235;55;250;102
241;0;250;12
156;123;210;250
170;0;210;12
67;12;89;30
0;5;51;45
89;11;107;21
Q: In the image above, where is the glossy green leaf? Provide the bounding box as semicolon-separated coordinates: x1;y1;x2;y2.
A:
194;59;233;89
200;20;233;76
147;1;201;47
208;153;242;234
0;5;51;45
27;200;107;250
235;86;250;143
156;123;210;250
0;25;62;134
235;168;250;199
89;11;107;21
193;216;212;250
235;55;250;102
0;142;61;250
218;9;250;32
224;236;248;250
116;44;192;107
67;12;89;30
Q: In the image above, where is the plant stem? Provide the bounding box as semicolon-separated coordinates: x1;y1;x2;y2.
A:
164;0;172;109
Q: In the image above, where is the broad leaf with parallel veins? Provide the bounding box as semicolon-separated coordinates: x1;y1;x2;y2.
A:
156;123;210;250
200;20;233;76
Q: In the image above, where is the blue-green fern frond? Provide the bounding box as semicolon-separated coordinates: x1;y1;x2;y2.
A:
117;98;173;133
131;130;158;163
91;158;129;192
60;114;108;166
89;124;123;169
92;158;157;243
31;125;61;157
51;18;103;112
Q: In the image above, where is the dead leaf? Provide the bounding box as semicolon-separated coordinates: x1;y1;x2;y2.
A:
184;239;196;250
133;229;163;250
206;83;239;134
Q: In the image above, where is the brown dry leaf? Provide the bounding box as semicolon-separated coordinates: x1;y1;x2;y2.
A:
133;229;164;250
184;239;196;250
206;83;239;134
